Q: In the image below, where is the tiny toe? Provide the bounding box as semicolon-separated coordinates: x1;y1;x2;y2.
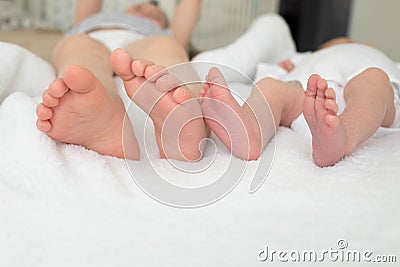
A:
317;77;328;89
144;65;167;81
325;87;336;100
36;104;53;120
155;73;181;92
325;99;338;114
36;119;52;133
132;60;155;77
42;90;60;107
202;83;211;91
199;88;206;98
47;79;68;98
199;88;208;103
316;81;327;97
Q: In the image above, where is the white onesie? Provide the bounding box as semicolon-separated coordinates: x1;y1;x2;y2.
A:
256;43;400;136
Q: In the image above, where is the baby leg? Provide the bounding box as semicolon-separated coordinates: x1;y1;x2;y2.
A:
200;68;304;160
303;68;395;167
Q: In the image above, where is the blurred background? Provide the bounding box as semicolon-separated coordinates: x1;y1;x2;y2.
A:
0;0;399;62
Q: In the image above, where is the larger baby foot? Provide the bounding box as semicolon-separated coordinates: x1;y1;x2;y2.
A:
303;74;347;167
111;49;208;161
36;65;140;159
199;67;262;160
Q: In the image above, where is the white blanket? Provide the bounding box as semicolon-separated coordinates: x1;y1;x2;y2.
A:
1;42;399;266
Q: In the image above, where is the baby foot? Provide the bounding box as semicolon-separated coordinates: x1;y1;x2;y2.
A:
199;67;262;160
36;65;140;159
111;49;208;161
303;74;347;167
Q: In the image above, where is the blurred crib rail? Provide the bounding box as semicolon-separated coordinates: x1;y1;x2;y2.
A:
192;0;279;49
22;0;279;49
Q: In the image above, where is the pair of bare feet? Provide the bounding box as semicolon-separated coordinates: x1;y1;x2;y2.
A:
36;49;207;161
199;68;349;167
36;49;349;167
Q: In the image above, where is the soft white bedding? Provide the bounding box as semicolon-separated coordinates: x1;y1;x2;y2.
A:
1;42;399;266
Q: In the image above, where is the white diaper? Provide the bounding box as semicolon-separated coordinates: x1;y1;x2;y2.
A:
88;29;144;53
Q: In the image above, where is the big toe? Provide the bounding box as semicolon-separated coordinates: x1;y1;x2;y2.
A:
111;49;135;81
306;74;320;96
206;67;227;87
63;65;98;93
36;104;53;120
36;119;52;133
